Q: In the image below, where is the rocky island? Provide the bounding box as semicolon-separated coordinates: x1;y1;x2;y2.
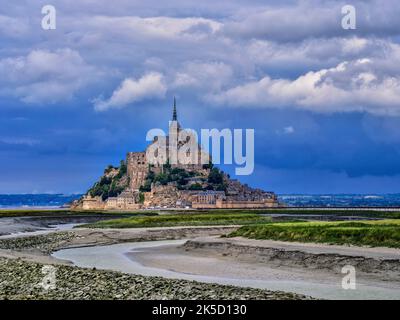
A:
73;99;279;211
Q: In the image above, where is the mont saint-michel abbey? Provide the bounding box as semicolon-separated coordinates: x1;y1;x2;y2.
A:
127;98;209;191
78;99;279;210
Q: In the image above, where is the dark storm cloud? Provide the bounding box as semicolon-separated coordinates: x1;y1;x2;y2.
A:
1;0;400;192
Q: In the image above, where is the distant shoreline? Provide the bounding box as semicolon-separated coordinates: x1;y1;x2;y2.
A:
2;206;400;212
4;193;400;210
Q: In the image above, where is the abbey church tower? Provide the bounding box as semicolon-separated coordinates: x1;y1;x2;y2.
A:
126;98;208;190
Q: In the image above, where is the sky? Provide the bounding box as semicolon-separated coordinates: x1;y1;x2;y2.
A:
1;0;400;194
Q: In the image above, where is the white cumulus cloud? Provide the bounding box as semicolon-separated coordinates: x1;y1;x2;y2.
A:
93;72;167;111
0;49;100;104
172;61;233;92
207;52;400;116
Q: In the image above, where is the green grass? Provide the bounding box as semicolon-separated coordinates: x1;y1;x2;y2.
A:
0;209;70;216
149;208;400;219
80;213;273;228
2;207;400;219
228;219;400;248
0;209;156;218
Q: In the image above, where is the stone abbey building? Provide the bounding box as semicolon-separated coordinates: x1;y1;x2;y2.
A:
79;99;279;210
127;98;208;190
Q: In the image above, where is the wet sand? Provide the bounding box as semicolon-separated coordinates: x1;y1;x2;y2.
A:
1;219;399;300
126;240;400;300
0;214;113;237
52;237;400;300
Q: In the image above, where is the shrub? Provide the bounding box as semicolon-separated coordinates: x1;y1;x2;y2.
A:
138;192;145;203
208;168;224;184
189;183;202;190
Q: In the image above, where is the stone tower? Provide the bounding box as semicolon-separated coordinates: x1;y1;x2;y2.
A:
126;98;210;190
127;152;147;190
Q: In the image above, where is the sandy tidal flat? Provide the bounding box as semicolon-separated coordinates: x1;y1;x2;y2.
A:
1;217;399;300
52;236;400;300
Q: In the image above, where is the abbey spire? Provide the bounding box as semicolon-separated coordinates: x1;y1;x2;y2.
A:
172;96;177;121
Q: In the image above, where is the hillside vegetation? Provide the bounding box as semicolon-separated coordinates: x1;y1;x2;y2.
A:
87;161;129;200
139;164;226;192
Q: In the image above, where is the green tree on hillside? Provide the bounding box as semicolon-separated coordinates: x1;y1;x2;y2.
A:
208;168;224;184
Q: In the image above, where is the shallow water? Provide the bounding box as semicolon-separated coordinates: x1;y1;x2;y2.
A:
52;240;400;300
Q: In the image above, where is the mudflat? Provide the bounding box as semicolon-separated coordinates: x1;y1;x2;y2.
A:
0;219;399;300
